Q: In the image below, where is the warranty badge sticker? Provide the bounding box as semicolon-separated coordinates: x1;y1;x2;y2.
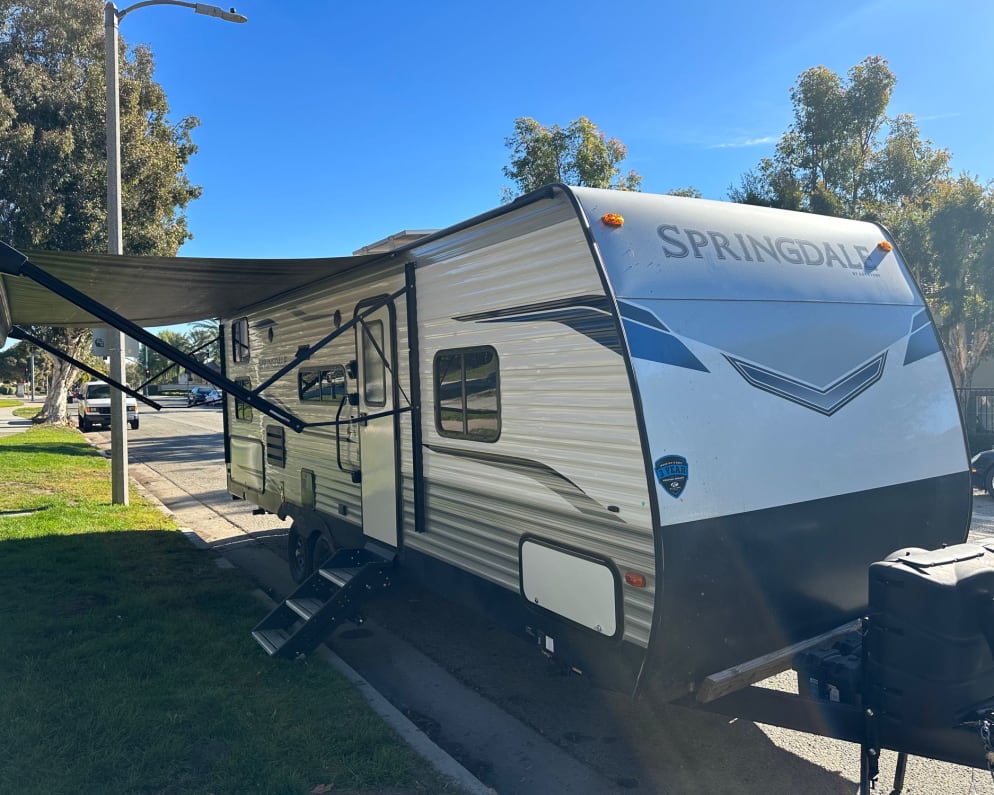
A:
654;455;688;499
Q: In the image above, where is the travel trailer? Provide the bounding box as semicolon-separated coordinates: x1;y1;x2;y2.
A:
230;186;970;692
0;185;988;788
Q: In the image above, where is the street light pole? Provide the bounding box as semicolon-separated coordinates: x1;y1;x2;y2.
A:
104;3;127;505
103;0;246;505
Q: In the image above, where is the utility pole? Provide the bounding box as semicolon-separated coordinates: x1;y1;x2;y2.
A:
104;0;247;504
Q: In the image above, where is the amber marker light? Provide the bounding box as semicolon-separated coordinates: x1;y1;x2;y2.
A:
601;213;624;227
625;571;647;588
877;240;893;252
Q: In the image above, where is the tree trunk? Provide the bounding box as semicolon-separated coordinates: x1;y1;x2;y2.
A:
944;322;967;389
35;329;87;425
942;321;992;393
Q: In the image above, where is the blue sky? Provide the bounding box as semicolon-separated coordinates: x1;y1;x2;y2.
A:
114;0;992;262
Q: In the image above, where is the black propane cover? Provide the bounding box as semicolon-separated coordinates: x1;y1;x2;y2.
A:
867;543;994;729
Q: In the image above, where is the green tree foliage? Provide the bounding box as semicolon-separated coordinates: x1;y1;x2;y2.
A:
730;56;903;217
502;116;642;200
134;325;221;390
0;341;32;387
886;176;994;389
188;318;221;365
667;187;702;199
731;55;994;388
144;328;193;385
0;0;201;422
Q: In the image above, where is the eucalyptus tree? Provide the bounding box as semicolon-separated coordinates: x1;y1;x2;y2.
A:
501;116;642;200
0;0;201;422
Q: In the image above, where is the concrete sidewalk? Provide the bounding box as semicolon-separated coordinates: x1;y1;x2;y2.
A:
0;403;35;436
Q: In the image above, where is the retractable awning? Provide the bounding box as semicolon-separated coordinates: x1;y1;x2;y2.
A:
0;247;384;338
0;242;403;432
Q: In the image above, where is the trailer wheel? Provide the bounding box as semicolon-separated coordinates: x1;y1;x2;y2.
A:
986;468;994;498
311;532;335;572
287;526;310;583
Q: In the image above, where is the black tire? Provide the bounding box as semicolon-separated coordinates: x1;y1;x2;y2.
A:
130;418;139;430
79;418;89;432
986;468;994;498
311;532;334;572
287;525;310;583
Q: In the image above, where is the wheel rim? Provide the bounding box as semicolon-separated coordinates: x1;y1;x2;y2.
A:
290;533;306;574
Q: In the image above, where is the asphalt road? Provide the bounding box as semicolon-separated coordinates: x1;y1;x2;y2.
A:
91;397;994;795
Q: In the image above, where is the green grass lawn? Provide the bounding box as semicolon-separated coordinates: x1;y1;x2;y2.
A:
0;426;457;794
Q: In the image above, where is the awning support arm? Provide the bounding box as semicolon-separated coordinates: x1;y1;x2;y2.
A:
304;405;411;429
9;325;161;410
254;285;408;395
0;243;305;432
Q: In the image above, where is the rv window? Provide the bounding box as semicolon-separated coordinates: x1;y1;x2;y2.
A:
434;346;500;442
298;365;347;403
361;319;386;408
232;318;250;363
234;377;253;421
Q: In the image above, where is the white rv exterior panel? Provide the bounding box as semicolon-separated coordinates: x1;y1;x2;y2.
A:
627;300;963;522
565;187;967;523
411;197;656;647
225;261;411;534
575;188;918;305
520;539;618;635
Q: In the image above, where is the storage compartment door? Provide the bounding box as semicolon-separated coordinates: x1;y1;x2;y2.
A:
520;538;620;637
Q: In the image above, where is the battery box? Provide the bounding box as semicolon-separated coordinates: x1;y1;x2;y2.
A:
866;543;994;728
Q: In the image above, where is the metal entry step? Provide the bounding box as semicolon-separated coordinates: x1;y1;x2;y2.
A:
252;546;393;659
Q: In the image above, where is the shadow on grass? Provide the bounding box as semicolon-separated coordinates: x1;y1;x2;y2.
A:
0;529;449;795
0;441;105;458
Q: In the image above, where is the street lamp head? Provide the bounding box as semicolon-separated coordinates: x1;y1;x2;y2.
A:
194;3;247;22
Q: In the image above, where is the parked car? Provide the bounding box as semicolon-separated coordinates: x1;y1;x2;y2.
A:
972;450;994;496
78;381;139;431
187;386;220;406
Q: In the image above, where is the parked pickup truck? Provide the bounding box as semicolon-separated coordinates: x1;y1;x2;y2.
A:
77;380;138;431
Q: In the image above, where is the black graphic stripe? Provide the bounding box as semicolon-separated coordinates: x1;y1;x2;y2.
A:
427;444;622;522
454;296;622;355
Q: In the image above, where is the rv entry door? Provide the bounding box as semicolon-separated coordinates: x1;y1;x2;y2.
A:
355;298;399;548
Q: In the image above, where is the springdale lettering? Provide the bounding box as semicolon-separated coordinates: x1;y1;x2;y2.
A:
657;224;876;271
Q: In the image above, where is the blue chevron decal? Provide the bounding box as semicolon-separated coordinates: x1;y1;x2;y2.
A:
726;353;887;415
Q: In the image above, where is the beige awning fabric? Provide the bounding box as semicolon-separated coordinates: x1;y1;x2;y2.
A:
0;248;384;342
